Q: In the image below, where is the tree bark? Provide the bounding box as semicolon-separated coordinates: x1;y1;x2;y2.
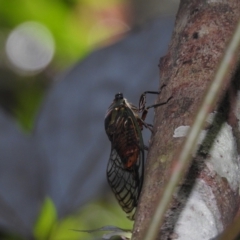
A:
132;0;240;239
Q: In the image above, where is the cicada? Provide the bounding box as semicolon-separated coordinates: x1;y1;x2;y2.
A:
105;89;170;220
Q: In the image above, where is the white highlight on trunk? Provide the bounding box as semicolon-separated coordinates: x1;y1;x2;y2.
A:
173;113;216;142
173;125;207;145
206;123;240;191
173;114;240;191
174;179;223;240
173;125;190;138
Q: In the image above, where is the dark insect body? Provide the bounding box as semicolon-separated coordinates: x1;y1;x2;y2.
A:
105;88;170;220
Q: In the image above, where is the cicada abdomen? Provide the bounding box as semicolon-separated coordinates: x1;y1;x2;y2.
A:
105;93;144;220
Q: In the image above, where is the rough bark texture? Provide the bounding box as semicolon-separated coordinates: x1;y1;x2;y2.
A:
132;0;240;239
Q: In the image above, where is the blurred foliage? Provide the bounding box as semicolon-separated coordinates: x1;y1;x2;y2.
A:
0;0;133;239
0;0;130;131
0;70;50;131
0;232;24;240
32;196;132;240
0;0;129;68
34;197;57;240
0;197;132;239
51;199;133;240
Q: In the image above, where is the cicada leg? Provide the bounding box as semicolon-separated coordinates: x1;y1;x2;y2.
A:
138;84;167;112
138;118;154;132
138;84;172;132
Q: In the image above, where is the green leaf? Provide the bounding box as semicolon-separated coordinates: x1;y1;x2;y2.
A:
33;197;57;240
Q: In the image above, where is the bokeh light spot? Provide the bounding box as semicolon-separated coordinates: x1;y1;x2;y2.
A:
6;21;55;74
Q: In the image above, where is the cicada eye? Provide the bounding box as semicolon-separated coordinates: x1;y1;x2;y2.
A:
115;92;123;100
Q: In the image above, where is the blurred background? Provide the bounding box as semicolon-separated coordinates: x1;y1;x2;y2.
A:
0;0;179;239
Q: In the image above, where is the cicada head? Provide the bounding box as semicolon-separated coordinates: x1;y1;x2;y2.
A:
105;93;126;140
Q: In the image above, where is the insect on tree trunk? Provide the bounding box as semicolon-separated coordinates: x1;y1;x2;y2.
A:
132;0;240;240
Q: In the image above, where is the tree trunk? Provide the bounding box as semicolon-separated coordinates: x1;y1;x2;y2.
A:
132;0;240;239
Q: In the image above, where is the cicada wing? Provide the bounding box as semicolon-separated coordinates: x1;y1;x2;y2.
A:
107;147;144;219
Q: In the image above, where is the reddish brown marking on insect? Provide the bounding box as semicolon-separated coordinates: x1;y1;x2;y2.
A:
123;147;139;168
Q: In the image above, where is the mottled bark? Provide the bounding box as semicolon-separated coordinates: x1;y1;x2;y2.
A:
132;0;240;239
